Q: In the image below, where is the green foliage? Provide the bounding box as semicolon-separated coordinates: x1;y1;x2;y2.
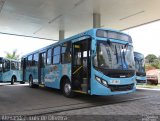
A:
145;54;157;63
151;59;160;69
145;54;160;70
5;50;20;60
145;64;156;71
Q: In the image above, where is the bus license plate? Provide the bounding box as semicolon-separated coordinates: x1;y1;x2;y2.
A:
111;80;120;84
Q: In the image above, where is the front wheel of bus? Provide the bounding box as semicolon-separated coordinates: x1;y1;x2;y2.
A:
62;80;74;98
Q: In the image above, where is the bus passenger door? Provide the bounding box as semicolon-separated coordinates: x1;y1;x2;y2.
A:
39;52;46;85
72;39;91;93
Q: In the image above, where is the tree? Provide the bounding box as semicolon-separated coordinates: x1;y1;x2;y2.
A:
151;59;160;69
5;50;20;60
145;54;157;63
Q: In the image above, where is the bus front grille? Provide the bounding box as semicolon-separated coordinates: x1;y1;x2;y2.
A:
108;83;134;92
136;79;146;83
136;72;146;76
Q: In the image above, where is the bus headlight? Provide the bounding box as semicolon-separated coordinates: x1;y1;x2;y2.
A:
95;76;101;83
102;80;108;86
95;76;108;87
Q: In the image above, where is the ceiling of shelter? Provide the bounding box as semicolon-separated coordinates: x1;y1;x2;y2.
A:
0;0;159;40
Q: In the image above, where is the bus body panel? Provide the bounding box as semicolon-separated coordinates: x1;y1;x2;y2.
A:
2;70;21;81
90;78;136;96
21;28;136;96
90;68;136;95
44;65;62;89
44;64;71;89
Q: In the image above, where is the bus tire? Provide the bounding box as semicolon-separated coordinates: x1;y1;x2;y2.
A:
11;76;16;85
62;80;74;98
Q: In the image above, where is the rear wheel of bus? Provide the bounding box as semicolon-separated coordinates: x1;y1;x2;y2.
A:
62;79;74;98
11;76;16;85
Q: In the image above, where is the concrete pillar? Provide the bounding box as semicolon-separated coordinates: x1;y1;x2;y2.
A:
59;30;65;41
93;13;101;28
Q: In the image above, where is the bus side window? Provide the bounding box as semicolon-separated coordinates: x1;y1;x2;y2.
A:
27;55;33;67
61;41;71;64
47;48;52;65
53;46;60;64
33;53;39;66
4;60;10;72
11;61;16;70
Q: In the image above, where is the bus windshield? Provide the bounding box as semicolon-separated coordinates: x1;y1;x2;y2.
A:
135;57;145;73
94;40;135;70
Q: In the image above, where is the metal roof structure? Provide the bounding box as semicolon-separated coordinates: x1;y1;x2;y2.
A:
0;0;159;40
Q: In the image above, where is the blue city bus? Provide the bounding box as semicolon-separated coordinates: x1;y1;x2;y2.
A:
0;57;24;85
134;52;147;84
21;28;136;97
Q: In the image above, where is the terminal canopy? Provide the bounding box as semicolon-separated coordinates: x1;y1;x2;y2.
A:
0;0;159;40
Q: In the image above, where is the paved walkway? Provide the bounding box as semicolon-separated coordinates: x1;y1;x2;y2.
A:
50;92;160;121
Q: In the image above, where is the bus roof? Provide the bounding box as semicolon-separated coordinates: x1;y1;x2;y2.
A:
22;28;131;58
134;52;144;59
0;57;20;62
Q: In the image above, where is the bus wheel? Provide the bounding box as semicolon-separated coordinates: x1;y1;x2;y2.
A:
62;80;74;98
11;76;16;85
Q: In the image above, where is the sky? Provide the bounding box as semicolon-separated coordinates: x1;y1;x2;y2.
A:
0;35;54;58
0;21;160;58
124;21;160;57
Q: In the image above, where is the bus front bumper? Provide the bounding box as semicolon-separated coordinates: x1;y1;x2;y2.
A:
90;79;136;96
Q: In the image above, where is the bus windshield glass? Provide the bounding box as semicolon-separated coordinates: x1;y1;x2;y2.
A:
134;54;145;73
94;40;135;70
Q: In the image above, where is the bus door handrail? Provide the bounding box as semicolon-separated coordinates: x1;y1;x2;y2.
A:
73;66;83;75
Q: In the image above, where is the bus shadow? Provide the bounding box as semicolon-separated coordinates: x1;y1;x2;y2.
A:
0;83;147;106
31;86;140;106
0;82;28;87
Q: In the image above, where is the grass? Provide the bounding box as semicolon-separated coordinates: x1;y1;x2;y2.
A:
137;84;160;89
